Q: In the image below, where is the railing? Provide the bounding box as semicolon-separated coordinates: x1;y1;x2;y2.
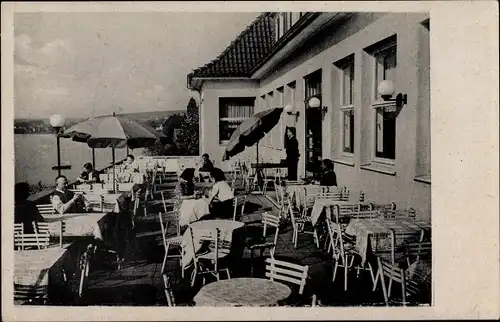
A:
27;158;128;204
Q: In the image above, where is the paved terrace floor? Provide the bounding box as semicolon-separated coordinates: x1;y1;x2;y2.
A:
62;190;417;307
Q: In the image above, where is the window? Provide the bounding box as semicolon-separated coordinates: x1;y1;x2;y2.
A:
372;41;397;160
335;55;355;154
274;12;303;42
304;70;323;170
219;97;255;144
265;92;274;146
275;87;285;149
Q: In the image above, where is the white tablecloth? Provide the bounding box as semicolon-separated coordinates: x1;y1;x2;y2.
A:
178;198;210;227
42;213;108;240
310;199;352;226
345;218;431;265
84;193;121;213
181;220;244;269
14;246;70;302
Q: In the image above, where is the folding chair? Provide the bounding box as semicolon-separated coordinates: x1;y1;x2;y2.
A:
232;195;247;221
376;257;423;306
380;208;417;220
162;274;176;307
288;200;319;249
246;212;280;276
326;219;376;291
265;257;309;295
189;227;231;287
159;212;183;275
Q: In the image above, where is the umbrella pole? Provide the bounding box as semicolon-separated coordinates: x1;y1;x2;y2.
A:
112;147;116;193
92;148;96;169
126;146;129;155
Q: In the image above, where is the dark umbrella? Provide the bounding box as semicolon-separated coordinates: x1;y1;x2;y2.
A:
223;107;283;164
63;113;167;192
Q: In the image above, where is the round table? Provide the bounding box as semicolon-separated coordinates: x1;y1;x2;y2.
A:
193;277;291;307
190;219;244;231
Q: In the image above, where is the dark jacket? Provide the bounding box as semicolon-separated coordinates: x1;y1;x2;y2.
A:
15;200;44;233
79;169;101;183
320;170;337;186
285;136;300;161
199;160;215;172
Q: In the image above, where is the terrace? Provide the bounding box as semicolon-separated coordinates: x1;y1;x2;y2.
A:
15;156;431;307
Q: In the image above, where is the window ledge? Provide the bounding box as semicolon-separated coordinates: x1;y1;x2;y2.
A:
361;162;396;176
414;175;431;184
332;158;355;167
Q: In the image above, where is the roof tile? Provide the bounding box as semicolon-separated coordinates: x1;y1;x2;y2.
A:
187;13;275;81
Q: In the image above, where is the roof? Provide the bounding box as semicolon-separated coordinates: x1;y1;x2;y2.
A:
187;13;275;88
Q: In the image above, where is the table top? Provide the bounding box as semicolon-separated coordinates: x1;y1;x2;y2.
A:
193;277;291;307
346;218;431;235
190;219;244;231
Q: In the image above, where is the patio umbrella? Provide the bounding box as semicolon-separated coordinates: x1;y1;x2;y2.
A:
63;113;167;192
223;107;284;164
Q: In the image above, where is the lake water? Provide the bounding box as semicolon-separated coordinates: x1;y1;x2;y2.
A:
14;134;145;185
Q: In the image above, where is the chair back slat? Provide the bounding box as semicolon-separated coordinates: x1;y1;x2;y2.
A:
36;204;54;216
381;208;416;220
232;195;247;221
265;257;309;294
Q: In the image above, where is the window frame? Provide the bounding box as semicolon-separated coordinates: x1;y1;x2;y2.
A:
218;97;255;145
338;57;355;156
371;41;397;164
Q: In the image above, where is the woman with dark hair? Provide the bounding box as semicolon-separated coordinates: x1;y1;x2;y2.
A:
319;159;337;186
174;168;196;199
15;182;44;233
206;168;234;219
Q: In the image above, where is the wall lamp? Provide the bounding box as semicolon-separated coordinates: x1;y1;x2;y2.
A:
307;96;328;119
377;80;407;108
284;104;300;122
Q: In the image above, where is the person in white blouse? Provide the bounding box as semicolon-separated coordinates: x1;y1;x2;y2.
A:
121;154;140;173
206;168;234;219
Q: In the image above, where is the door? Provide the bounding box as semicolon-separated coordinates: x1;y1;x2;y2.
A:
304;70;323;176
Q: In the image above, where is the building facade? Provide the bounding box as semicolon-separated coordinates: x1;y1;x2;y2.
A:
187;12;431;220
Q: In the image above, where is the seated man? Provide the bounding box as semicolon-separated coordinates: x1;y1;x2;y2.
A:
198;153;215;182
121;154;140;173
51;175;90;214
77;162;101;184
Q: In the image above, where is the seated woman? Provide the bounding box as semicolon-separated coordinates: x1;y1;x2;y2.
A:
121;154;140;173
15;182;44;233
319;159;337;187
205;167;234;220
77;162;101;184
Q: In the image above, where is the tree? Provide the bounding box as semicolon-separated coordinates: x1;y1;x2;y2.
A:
174;98;199;156
144;97;199;156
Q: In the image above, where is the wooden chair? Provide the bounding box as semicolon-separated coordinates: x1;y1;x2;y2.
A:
326;219;376;291
405;241;432;268
246;212;281;276
370;202;397;212
232;195;247;221
14;222;50;251
376;257;422;306
159;212;183;275
36;204;55;216
189;227;231;287
162;274;176;306
265;257;309;295
262;168;283;195
371;228;426;291
331;205;381;227
287;197;319;249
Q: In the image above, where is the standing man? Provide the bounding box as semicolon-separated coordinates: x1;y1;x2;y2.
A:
285;127;299;181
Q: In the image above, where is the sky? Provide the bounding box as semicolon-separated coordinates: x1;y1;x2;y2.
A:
13;12;260;119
